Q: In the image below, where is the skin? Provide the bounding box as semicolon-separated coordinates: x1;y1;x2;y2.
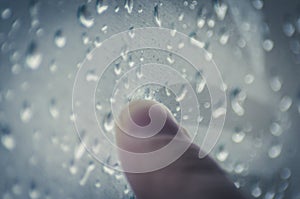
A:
115;100;247;199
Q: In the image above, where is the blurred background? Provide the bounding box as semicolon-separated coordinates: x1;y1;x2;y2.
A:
0;0;300;198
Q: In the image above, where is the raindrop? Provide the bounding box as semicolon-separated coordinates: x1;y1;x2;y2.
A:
280;168;291;180
212;105;226;118
166;54;175;64
12;182;22;195
219;31;230;45
77;5;94;28
74;141;86;160
230;88;246;116
49;99;60;119
264;191;275;199
96;0;108;15
49;60;57;73
79;162;96;186
252;0;264;10
270;122;282;136
95;180;101;188
103;165;115;175
197;7;207;29
54;29;66;48
103;112;114;132
270;76;282;92
136;65;143;79
29;182;40;199
114;63;122;76
128;26;135;38
268;144;282;159
11;64;21;75
195;71;206;93
232;128;246;143
1;8;12;19
1;134;15;151
86;70;99;82
244;74;255;84
279;96;292;112
82;32;90;45
283;22;295;37
176;85;188;102
20;102;33;123
94;36;102;47
25;42;42;70
251;184;262;198
234;163;246;174
124;0;133;14
178;13;184;21
213;0;228;20
263;39;274;52
154;4;162;27
189;33;205;48
216;145;229;162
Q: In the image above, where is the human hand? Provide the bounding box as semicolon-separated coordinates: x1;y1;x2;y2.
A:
114;100;247;199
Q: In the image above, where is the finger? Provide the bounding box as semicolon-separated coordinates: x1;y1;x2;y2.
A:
114;100;246;199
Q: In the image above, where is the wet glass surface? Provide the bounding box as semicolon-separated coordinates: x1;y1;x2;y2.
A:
0;0;300;198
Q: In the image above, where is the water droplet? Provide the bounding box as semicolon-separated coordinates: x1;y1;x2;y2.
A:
75;141;86;160
54;29;66;48
29;182;40;199
216;146;229;162
79;162;96;186
214;0;228;20
136;65;143;79
103;165;115;175
280;168;291;180
195;71;206;93
20;102;33;123
219;31;230;45
166;54;175;64
189;33;205;48
114;63;122;76
270;76;282;92
279;96;292;112
49;60;58;73
263;39;274;52
197;7;207;29
234;163;246;174
176;85;188;102
11;64;21;75
86;70;99;82
178;13;184;21
252;0;264;10
270;122;282;136
12;182;22;195
104;112;114;132
95;180;101;188
77;5;94;28
1;134;15;151
244;74;255;84
49;99;59;119
268;144;282;159
154;4;161;27
251;184;262;198
25;42;42;70
264;191;275;199
283;22;295;37
96;0;108;15
124;0;133;14
230;88;246;116
232;128;246;143
1;8;12;19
